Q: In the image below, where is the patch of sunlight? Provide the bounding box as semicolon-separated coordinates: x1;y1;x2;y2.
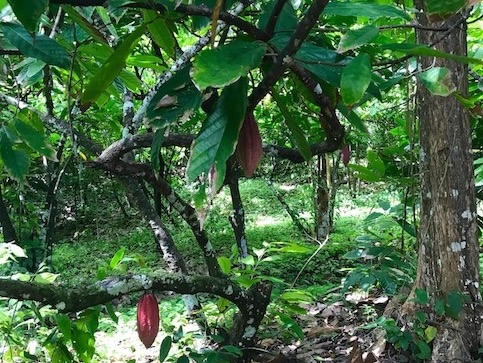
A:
255;215;280;227
279;184;296;191
299;211;312;219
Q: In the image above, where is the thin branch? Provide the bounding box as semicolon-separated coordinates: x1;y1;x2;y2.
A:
264;0;288;36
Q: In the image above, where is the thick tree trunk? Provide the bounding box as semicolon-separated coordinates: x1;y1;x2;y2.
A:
403;4;482;361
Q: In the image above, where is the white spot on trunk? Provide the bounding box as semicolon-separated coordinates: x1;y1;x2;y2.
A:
242;325;256;339
314;83;323;94
426;192;431;198
459;255;465;268
224;285;234;295
461;241;467;249
56;302;66;310
450;242;462;252
461;210;472;221
450;189;459;198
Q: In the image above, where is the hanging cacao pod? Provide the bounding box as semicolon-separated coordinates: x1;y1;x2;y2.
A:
236;111;263;177
342;144;350;166
137;293;160;348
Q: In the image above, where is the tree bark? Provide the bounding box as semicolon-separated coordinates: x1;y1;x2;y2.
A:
403;4;482;361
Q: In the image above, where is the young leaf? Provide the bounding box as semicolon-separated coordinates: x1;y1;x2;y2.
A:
217;256;232;275
109;247;126;270
192;40;266;89
424;326;437;343
55;314;72;340
80;24;146;111
187;78;248;190
419;67;456;96
0;23;71;68
7;0;48;32
337;25;379;53
341;53;372;106
151;129;165;174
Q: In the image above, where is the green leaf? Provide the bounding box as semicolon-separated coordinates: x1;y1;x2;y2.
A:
278;313;304;340
13;118;56;159
80;24;146;111
159;336;172;363
240;254;255;266
419;67;456;96
0;22;71;68
271;91;312;161
367;150;385;175
62;5;109;45
151;129;165;173
435;298;445;316
146;66;202;129
217;256;231;275
323;1;411;20
109;247;126;269
416;340;431;359
55;314;72;341
425;326;437;343
258;0;297;32
0;127;30;182
445;290;464;319
187;78;248;190
177;355;189;363
143;9;175;58
192;40;266;89
348;164;382;182
337;104;367;133
381;43;483;65
7;0;48;32
104;303;118;324
424;0;466;18
337;25;379;53
341;53;372;106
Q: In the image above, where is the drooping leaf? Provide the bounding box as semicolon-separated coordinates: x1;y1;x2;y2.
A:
419;67;456;96
341;53;372;106
151;129;165;174
143;9;175;58
13;117;56;159
159;336;172;363
62;5;109;45
323;1;411;20
348;164;382;182
80;24;146;111
192;40;266;89
367;149;385;175
96;6;118;39
145;66;202;129
0;127;30;182
337;103;367;133
337;25;379;53
0;22;71;68
187;78;248;190
7;0;48;32
271;90;312;161
381;43;483;65
55;314;72;340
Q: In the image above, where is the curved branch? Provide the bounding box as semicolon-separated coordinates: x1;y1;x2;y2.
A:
0;272;249;313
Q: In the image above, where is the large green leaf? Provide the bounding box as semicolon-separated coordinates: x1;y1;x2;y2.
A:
341;53;372;106
80;24;146;111
0;127;30;182
62;5;109;45
7;0;48;32
424;0;466;18
337;103;367;133
13;117;56;159
337;25;379;53
0;22;70;68
271;91;312;161
143;9;175;58
258;0;297;32
419;67;456;96
187;78;248;190
381;43;483;65
145;66;202;129
192;40;267;89
323;1;411;20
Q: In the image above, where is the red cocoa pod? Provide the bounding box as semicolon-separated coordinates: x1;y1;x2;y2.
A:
137;293;160;348
342;144;350;166
236;111;263;177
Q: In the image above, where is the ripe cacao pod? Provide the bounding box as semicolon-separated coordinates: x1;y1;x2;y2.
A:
342;144;350;166
137;293;160;348
236;111;263;177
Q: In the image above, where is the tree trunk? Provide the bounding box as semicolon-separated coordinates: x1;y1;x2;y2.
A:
402;4;482;361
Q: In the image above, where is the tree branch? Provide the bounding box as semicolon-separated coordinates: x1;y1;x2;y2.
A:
0;272;249;313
